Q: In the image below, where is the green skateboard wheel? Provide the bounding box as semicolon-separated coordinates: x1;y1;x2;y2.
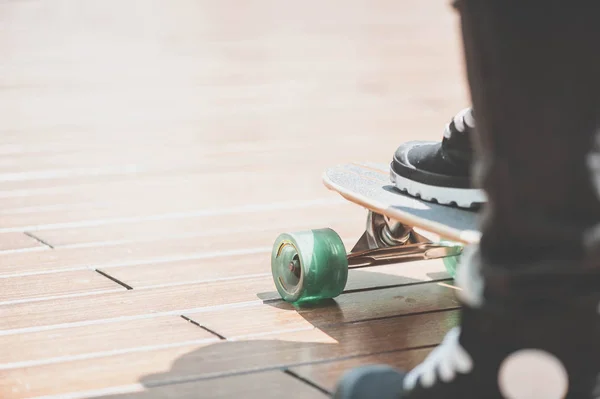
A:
440;240;462;278
271;228;348;304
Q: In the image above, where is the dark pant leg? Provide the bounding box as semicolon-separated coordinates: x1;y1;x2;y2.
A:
456;0;600;276
455;5;600;393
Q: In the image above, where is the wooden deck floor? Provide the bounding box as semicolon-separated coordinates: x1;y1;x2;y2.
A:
0;1;470;397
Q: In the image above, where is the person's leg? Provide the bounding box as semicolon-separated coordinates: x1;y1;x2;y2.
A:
465;1;600;270
334;0;600;397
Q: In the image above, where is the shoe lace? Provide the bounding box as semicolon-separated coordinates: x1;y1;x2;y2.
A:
403;327;473;390
443;107;475;139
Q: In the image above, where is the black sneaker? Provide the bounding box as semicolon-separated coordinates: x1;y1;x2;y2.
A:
333;247;600;399
390;107;486;208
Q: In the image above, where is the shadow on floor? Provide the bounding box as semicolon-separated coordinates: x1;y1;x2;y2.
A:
95;268;459;399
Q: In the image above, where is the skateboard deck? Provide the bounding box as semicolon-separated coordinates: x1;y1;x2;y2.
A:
322;162;481;245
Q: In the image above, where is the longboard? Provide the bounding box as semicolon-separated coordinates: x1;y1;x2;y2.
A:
322;162;481;245
270;161;480;304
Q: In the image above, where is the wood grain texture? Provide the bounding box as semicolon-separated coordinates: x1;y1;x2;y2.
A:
0;276;276;332
0;270;124;304
0;176;345;230
0;279;458;368
0;0;468;397
0;233;46;252
0;190;341;232
0;138;386;176
1;237;449;306
0;221;361;277
102;255;449;290
0;316;218;366
94;371;329;399
187;281;459;339
0;310;458;398
0;264;454;332
290;349;432;393
0;137;403;204
31;202;361;247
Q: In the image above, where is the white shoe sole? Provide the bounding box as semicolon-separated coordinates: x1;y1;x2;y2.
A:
390;166;486;209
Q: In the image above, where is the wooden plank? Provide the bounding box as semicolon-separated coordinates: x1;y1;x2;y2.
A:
0;266;455;332
0;232;45;252
0;310;458;398
0;136;394;180
290;349;432;393
0;215;450;287
0;172;338;230
0;117;442;203
100;252;283;289
0;280;457;366
0;221;361;277
1;233;447;305
0;83;456;144
0;127;406;199
100;252;449;290
0;0;460;89
0;141;317;173
0;195;348;234
0;270;125;305
97;371;329;399
0;276;274;332
0;157;342;206
32;201;361;247
186;281;458;338
0;317;219;366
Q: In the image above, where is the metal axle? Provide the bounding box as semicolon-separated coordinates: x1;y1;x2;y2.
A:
347;211;462;268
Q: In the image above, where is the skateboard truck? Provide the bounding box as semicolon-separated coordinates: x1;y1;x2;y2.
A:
270;210;464;304
347;211;463;268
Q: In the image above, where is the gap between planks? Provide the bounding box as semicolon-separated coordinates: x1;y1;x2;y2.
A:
0;310;458;398
0;259;455;334
0;281;459;368
0;197;348;233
